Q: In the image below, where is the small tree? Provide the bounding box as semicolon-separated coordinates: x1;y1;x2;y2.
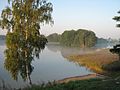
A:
110;10;120;60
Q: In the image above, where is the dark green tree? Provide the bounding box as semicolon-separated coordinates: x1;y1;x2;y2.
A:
113;11;120;27
0;0;53;85
60;30;76;46
60;29;97;47
47;33;61;42
110;10;120;60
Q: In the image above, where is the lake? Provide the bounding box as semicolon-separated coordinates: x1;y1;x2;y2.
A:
0;40;108;89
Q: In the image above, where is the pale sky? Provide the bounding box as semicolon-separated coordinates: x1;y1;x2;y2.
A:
0;0;120;39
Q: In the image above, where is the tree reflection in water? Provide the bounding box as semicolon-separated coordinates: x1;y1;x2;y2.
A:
4;33;47;85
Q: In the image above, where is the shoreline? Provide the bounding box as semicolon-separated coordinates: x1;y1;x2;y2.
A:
57;73;106;83
57;48;119;83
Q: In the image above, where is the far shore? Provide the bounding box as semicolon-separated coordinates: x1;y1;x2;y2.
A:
68;48;118;73
57;48;119;83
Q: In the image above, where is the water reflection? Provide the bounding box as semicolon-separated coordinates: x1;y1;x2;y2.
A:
1;40;94;88
4;34;47;85
46;43;99;58
46;43;110;73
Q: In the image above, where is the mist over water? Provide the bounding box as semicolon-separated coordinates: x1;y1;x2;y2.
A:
46;44;95;57
0;39;118;88
46;41;117;57
0;40;93;88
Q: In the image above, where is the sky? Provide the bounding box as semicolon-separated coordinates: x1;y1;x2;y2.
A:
0;0;120;39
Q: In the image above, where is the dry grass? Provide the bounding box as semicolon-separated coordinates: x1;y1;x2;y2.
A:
68;49;118;73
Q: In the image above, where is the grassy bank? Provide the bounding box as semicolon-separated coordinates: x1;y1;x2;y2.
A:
24;78;120;90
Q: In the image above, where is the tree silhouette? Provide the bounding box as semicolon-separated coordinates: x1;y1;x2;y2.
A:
113;11;120;27
110;10;120;60
0;0;53;85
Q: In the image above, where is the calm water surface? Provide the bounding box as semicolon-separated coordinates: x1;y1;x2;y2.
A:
0;41;95;88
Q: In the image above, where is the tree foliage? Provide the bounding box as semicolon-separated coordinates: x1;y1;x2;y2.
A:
110;10;120;60
110;45;120;60
0;0;53;84
113;10;120;27
47;29;97;47
60;29;97;47
47;33;60;42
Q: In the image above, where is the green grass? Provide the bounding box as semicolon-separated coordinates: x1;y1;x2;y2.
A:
24;78;120;90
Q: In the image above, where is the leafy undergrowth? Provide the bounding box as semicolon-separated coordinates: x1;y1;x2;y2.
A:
103;60;120;78
24;78;120;90
103;60;120;71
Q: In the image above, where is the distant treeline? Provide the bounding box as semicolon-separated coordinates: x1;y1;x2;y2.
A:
47;29;97;47
47;29;119;47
